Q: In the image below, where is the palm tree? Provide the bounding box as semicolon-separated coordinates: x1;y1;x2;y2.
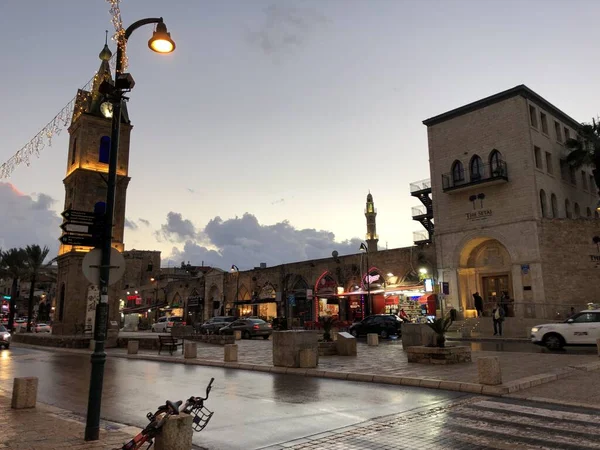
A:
0;248;27;333
24;245;50;332
565;118;600;197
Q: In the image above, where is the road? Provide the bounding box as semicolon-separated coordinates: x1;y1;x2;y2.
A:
0;347;465;449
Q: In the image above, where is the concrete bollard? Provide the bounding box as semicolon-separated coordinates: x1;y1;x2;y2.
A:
299;348;318;368
154;413;193;450
477;356;502;385
127;340;139;355
367;333;379;346
89;339;96;350
184;342;197;359
234;330;242;340
224;344;238;362
11;377;38;409
597;338;600;357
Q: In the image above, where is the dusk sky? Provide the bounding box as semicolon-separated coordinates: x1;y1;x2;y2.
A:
1;0;599;269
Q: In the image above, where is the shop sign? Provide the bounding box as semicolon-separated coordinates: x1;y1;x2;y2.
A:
466;209;492;221
590;255;600;262
307;289;313;299
364;274;381;284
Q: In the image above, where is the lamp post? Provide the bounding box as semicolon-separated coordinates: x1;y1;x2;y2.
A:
359;243;371;317
85;18;175;442
231;265;239;317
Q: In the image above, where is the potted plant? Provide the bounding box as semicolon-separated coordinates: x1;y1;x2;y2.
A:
319;315;336;342
426;317;453;348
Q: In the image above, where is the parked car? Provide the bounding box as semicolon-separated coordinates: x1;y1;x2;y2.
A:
531;309;600;350
0;325;11;349
348;314;402;339
219;318;272;339
198;316;236;335
34;323;52;333
152;316;185;333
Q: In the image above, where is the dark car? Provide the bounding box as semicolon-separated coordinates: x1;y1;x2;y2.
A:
198;316;236;334
348;314;402;339
219;318;272;339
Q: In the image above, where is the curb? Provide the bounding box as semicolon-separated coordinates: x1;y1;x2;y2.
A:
446;337;531;343
504;394;600;411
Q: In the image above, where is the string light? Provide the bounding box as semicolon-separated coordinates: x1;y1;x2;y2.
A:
107;0;127;71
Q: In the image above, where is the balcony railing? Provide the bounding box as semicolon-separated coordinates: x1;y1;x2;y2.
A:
442;160;508;192
409;178;431;194
413;230;430;243
411;205;428;218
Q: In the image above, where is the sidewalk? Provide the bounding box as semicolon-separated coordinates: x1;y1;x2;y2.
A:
0;393;138;449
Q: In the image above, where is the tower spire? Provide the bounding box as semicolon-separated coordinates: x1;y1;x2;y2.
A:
365;192;378;252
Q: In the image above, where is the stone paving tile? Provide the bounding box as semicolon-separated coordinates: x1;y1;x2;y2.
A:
0;395;135;450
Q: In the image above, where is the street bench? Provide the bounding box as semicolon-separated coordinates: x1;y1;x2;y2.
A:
158;335;183;355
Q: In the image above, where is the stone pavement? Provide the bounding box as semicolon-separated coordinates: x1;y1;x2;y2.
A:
0;393;138;449
261;396;600;450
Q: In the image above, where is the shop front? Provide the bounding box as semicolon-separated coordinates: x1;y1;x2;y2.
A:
314;272;338;321
235;284;279;321
186;294;204;326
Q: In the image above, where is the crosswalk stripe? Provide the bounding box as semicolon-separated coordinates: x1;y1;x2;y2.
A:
473;399;600;425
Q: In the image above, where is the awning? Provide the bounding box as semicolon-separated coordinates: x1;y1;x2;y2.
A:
234;298;277;305
122;305;152;314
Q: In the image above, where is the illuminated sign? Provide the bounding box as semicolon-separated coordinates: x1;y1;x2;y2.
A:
424;278;433;293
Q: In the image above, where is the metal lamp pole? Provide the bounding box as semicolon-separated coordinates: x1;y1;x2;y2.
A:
360;243;371;316
231;265;239;317
84;17;175;441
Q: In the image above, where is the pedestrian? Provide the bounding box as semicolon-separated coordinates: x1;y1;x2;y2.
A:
473;292;484;317
492;303;505;336
567;307;576;319
398;308;410;323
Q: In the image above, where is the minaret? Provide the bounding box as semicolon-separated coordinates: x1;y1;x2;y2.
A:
365;192;379;252
53;42;133;335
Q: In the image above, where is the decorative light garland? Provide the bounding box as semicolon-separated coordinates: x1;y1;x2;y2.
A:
0;1;123;179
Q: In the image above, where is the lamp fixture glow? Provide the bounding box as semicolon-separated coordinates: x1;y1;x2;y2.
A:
419;268;428;275
596;199;600;211
387;273;394;277
148;22;176;53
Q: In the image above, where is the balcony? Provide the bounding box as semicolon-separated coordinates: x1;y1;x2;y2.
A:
411;205;430;219
442;160;508;193
410;178;431;195
413;230;431;245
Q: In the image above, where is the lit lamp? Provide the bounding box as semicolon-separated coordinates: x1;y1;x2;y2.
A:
419;267;428;275
231;265;240;317
596;199;600;211
148;22;176;53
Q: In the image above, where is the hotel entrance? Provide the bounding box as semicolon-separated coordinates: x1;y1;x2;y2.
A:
482;275;510;313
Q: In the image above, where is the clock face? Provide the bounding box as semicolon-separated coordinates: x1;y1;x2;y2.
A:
100;101;113;119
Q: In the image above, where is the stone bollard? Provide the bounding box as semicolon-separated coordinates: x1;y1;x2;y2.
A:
184;342;197;359
299;348;318;368
127;340;139;355
477;356;502;385
336;332;357;356
597;338;600;357
11;377;38;409
154;413;193;450
367;333;379;346
224;344;238;362
234;330;242;340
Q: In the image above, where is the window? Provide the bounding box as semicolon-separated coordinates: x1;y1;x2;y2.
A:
529;105;538;128
489;150;502;175
560;159;569;181
550;193;558;218
571;312;600;323
554;121;562;142
534;146;542;169
587;207;592;218
545;152;553;174
539;190;547;218
99;136;110;164
470;155;483;180
565;199;572;218
582;171;588;191
451;160;464;183
540;112;548;134
564;127;570;142
574;203;580;218
569;166;577;186
71;138;77;166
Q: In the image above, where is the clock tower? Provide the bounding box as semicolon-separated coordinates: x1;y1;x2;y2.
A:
365;192;379;253
53;43;133;335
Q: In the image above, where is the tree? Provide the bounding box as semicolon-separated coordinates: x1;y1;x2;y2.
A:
24;245;50;332
565;118;600;196
0;248;27;333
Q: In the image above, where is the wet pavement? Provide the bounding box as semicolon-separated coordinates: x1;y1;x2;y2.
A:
0;346;466;450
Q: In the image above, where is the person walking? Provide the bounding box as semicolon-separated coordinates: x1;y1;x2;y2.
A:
473;292;484;317
492;303;505;336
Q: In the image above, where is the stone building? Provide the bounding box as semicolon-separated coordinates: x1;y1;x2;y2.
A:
422;84;600;320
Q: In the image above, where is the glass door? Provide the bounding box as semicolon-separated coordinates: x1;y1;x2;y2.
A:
482;275;510;315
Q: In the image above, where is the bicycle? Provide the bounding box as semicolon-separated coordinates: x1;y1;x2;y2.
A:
118;377;215;450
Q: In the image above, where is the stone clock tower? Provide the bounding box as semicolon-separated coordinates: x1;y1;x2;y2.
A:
53;43;132;335
365;192;379;252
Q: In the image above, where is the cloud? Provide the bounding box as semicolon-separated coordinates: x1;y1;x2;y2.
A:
138;218;150;226
246;4;329;59
0;182;60;256
125;218;138;230
156;212;198;242
162;212;362;270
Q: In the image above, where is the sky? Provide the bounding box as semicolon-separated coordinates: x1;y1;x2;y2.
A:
1;0;599;270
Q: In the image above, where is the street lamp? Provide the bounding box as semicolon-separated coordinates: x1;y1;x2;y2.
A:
85;17;175;442
359;243;371;317
231;265;239;317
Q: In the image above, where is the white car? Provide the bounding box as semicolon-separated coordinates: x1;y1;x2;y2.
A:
151;316;184;333
531;309;600;350
34;323;52;333
0;325;11;349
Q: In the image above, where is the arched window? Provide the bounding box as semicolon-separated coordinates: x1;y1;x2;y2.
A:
574;203;580;218
489;149;502;175
539;190;547;218
451;160;464;183
550;193;558;218
470;155;484;181
565;199;572;218
71;138;77;166
99;136;110;164
587;207;592;218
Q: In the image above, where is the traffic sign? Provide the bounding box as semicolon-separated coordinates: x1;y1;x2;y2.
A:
61;209;102;223
60;223;93;234
59;234;100;247
82;248;126;286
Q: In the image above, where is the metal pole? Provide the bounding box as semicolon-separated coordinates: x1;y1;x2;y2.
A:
366;251;371;316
